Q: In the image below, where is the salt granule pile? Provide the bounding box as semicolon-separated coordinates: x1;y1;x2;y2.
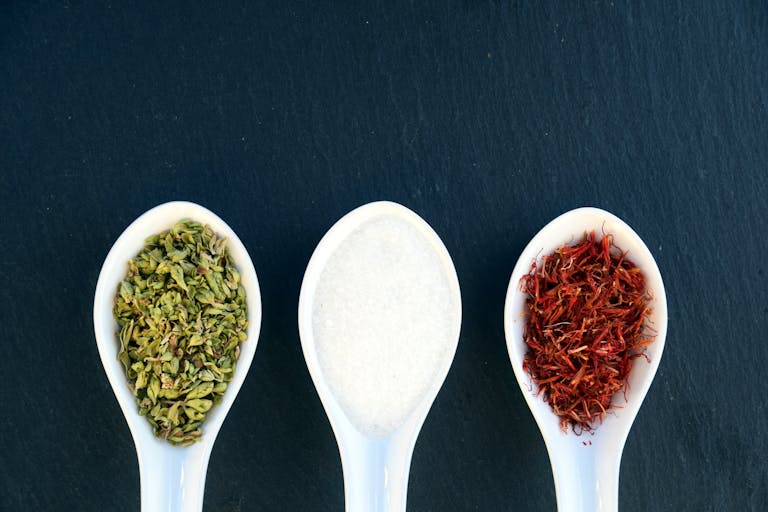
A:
312;215;459;436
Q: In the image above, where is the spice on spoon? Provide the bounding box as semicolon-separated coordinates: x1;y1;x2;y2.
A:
311;215;459;436
113;220;248;446
520;231;654;434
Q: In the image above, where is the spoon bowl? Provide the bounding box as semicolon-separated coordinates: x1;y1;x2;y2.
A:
93;201;262;512
504;207;667;512
298;201;462;512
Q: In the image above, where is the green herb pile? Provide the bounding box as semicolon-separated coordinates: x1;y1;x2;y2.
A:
113;220;248;446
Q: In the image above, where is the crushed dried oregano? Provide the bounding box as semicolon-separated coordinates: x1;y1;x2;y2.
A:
113;220;247;446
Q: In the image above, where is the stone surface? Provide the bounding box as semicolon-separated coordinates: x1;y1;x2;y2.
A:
1;1;766;510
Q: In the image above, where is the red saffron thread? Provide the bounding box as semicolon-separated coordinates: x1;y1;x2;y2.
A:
521;231;654;434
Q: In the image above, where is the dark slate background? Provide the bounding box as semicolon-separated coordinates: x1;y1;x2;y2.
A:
1;1;766;511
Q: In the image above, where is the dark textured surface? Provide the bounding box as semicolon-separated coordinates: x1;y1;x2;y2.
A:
1;1;767;511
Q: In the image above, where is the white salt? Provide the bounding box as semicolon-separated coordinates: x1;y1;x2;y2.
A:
312;214;459;436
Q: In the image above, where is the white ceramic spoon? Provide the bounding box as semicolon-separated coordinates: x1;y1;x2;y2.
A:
504;207;667;512
93;201;262;512
298;201;462;512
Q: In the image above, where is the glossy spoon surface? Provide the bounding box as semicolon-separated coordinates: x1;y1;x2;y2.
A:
299;201;461;512
504;207;667;512
94;201;261;512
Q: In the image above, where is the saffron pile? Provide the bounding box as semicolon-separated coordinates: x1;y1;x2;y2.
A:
521;231;654;433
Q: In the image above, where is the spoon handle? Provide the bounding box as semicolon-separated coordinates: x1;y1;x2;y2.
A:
340;436;413;512
137;445;210;512
551;451;619;512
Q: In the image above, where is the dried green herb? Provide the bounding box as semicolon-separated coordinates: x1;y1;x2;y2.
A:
113;220;247;446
